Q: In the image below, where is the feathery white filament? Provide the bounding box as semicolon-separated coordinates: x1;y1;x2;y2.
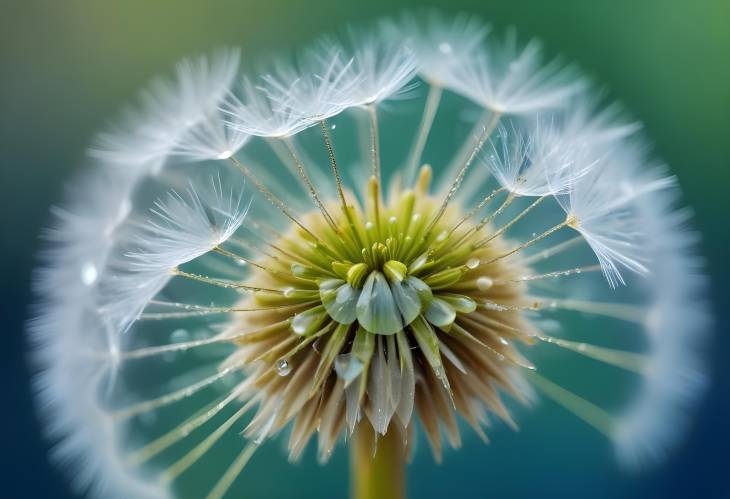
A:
29;12;710;499
99;174;251;334
91;49;240;172
30;168;170;498
225;47;363;138
481;120;595;197
448;29;584;114
611;168;709;469
339;23;418;106
394;11;490;89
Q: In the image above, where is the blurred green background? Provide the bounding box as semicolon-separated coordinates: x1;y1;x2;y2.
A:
1;0;728;498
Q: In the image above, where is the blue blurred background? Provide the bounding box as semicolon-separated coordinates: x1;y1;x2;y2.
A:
1;1;729;498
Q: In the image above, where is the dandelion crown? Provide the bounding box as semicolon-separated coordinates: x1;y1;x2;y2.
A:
31;11;709;499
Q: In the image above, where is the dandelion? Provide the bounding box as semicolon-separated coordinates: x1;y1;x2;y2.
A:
30;11;709;499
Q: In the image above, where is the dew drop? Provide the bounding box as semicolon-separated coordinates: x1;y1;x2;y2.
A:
283;287;295;297
438;42;453;54
276;358;292;376
331;124;337;130
436;231;448;242
389;216;397;224
365;221;374;230
466;257;479;269
476;276;493;290
236;259;247;267
531;232;537;237
80;262;98;286
575;269;582;274
170;329;189;343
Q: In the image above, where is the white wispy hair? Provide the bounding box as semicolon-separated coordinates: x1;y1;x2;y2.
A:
447;29;584;114
260;46;364;121
224;46;362;137
557;143;674;287
553;91;641;148
223;76;309;138
30;302;170;499
134;175;251;270
613;184;709;468
43;167;137;289
337;23;418;106
481;120;596;197
390;11;490;88
29;11;712;495
170;109;250;161
30;168;169;498
91;49;240;171
99;175;251;334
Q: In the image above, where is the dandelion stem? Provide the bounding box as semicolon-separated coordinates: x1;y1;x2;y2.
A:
140;300;313;320
534;334;647;373
521;235;585;265
120;318;293;360
206;443;259;499
533;297;646;323
478;217;571;261
427;111;502;234
475;195;547;248
227;156;319;242
492;264;602;285
404;84;443;184
282;137;340;232
319;120;347;210
126;383;252;465
112;366;238;420
172;268;286;294
163;399;255;483
350;422;405;499
368;104;381;184
440;190;512;254
527;372;615;436
451;186;506;234
441;110;490;187
212;246;288;277
319;119;365;254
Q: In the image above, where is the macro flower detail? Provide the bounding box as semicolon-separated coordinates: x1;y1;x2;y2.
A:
30;11;709;499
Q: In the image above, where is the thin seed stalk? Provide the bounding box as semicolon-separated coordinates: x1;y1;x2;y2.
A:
350;423;405;499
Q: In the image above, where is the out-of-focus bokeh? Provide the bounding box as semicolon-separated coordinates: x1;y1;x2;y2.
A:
2;1;728;498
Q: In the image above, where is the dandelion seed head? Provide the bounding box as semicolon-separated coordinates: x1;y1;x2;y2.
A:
29;11;710;499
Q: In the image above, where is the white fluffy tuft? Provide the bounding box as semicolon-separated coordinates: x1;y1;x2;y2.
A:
338;23;419;106
29;168;170;499
612;170;710;469
91;49;240;171
390;10;490;89
99;174;250;334
448;28;584;114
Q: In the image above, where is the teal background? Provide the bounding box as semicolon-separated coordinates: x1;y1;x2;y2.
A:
1;1;728;498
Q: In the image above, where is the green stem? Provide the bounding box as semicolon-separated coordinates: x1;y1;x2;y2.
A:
350;423;406;499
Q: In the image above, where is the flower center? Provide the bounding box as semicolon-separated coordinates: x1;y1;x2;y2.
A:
237;165;531;348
